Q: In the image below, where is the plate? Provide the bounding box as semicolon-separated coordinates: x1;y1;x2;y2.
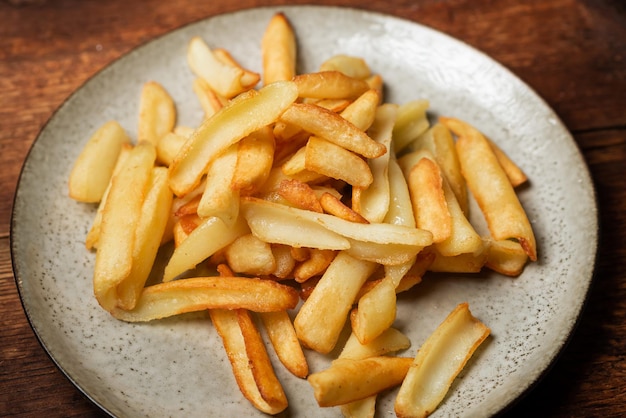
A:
11;5;597;417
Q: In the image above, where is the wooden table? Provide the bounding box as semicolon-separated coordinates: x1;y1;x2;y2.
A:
1;0;624;416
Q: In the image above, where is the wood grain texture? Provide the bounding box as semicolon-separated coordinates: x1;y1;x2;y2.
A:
1;0;624;417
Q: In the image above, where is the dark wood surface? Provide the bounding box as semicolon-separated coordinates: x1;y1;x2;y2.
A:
1;0;624;416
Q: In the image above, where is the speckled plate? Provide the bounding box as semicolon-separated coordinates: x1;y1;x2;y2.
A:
11;5;597;418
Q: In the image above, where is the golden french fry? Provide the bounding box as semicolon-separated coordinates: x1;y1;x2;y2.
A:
305;137;374;189
485;238;529;276
280;102;386;159
392;99;430;152
69;120;131;203
427;245;489;273
277;179;324;213
400;152;452;243
395;303;490;418
352;103;398;222
192;77;227;118
405;123;468;215
116;167;173;310
212;48;261;89
209;308;288;415
442;117;537;261
261;12;296;85
93;142;156;311
320;192;369;223
270;244;297;279
138;81;176;146
434;176;484;257
163;215;250;281
310;98;351;113
395;251;434;293
339;327;411;360
85;143;133;250
488;138;528;187
351;276;397;344
293;248;336;283
340;89;381;131
187;36;259;98
112;276;299;322
197;144;240;224
293;71;369;100
225;233;276;276
168;81;298;196
241;197;433;249
365;74;384;97
340;396;376;418
156;131;187;167
259;310;309;378
294;251;377;353
308;356;413;407
231;126;275;196
319;54;371;80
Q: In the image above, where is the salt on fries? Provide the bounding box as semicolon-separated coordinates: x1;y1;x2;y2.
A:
67;11;538;417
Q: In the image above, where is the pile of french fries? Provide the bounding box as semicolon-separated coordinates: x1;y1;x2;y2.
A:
67;12;537;417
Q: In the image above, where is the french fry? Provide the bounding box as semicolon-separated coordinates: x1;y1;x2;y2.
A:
187;36;259;98
277;179;324;213
169;80;298;196
308;356;413;407
293;248;336;283
487;138;528;187
93;142;156;311
392;99;430;152
405;123;468;215
427;245;489;273
340;89;381;131
351;276;397;344
192;77;227;118
395;303;490;418
352;103;398;222
399;151;452;243
116;167;173;310
320;192;369;223
137;81;177;147
197;144;240;224
224;233;276;276
259;310;309;378
84;142;133;250
339;327;411;360
231;126;275;196
270;244;297;279
261;12;297;85
442;117;537;261
163;215;249;281
280;102;386;159
305;136;374;189
485;238;529;276
213;48;261;90
156;131;187;167
293;71;370;100
294;251;377;353
68;120;131;203
112;276;299;322
319;54;371;80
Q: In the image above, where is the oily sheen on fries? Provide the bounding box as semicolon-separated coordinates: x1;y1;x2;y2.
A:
67;11;540;417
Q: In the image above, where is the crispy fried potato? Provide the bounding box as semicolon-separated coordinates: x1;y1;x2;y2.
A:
261;12;296;85
319;54;371;80
93;142;156;311
305;137;374;189
210;308;288;415
309;356;413;407
138;81;177;147
69;120;131;203
280;102;386;159
231;126;275;196
293;71;370;100
169;81;298;196
442;117;537;261
395;303;490;418
392;99;430;152
259;310;309;378
225;233;276;276
112;276;299;322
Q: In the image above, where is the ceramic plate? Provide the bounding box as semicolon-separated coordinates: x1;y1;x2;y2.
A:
12;5;597;417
